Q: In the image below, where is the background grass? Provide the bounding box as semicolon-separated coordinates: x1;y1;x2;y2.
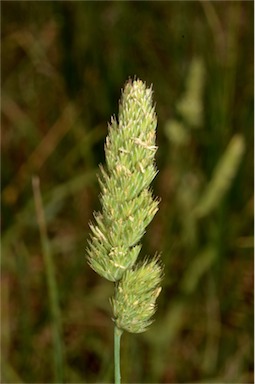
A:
1;1;253;383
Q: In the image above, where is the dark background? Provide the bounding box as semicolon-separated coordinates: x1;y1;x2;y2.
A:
1;1;253;383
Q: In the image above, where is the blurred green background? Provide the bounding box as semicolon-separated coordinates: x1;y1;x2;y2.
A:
1;1;253;383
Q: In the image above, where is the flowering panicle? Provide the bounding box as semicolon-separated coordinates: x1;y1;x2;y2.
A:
87;79;162;333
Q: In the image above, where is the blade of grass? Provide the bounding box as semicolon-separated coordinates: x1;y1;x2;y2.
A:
3;103;78;206
32;176;64;383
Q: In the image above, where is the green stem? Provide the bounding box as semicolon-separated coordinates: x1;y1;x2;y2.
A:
114;325;122;384
32;176;64;383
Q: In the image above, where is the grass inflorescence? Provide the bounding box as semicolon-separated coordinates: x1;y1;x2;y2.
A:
87;79;163;382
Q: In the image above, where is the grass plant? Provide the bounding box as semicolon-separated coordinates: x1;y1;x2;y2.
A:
87;79;163;383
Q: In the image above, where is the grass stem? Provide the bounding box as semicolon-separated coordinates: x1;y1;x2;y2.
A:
114;325;122;384
32;176;64;383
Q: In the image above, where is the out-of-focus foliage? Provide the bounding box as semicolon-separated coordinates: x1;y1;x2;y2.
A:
1;2;253;383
